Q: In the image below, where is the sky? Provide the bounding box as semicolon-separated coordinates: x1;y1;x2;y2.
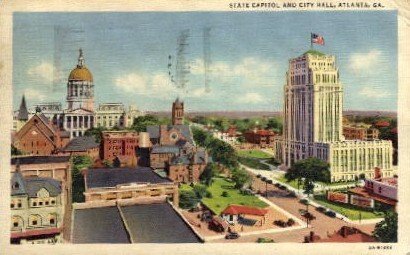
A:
13;11;397;112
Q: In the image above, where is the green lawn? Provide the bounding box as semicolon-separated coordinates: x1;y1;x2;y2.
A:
313;195;384;220
201;177;268;215
275;176;357;189
275;176;300;189
238;157;270;170
237;149;273;159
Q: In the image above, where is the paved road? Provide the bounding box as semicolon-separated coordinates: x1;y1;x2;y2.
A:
210;173;376;243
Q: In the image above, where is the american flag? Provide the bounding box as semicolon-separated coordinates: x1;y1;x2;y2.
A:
311;33;325;45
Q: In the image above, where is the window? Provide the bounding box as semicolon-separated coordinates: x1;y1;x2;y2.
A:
39;202;43;206
10;203;14;208
45;201;49;206
33;202;37;206
13;222;18;227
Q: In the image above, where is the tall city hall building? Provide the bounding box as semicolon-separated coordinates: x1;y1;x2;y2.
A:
275;50;396;182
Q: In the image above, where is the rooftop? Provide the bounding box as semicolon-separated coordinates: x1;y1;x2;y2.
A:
72;206;130;243
303;49;326;56
121;203;201;243
11;171;62;197
62;136;99;152
86;167;171;189
11;155;71;165
151;145;180;154
146;124;193;144
221;204;268;216
71;203;201;243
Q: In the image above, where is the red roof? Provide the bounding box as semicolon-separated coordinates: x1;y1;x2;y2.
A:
375;121;390;127
318;227;375;243
221;204;268;216
256;130;275;136
11;227;62;239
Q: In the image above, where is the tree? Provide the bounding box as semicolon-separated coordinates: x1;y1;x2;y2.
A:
237;136;245;143
131;115;169;132
266;117;283;133
71;156;93;203
11;145;23;156
285;157;330;195
302;179;315;197
179;190;200;209
373;211;398;242
192;127;211;147
231;167;252;189
193;184;209;199
200;163;218;186
84;126;107;143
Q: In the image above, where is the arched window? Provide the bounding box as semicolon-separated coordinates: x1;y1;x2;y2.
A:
11;216;23;229
29;214;42;227
48;214;57;226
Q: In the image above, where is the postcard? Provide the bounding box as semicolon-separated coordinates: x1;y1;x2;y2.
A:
0;0;409;254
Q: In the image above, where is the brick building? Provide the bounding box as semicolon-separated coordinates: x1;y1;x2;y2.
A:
243;129;275;148
167;149;208;183
13;113;70;155
304;227;375;243
59;136;100;162
150;145;181;169
343;124;379;140
172;97;184;125
100;131;139;167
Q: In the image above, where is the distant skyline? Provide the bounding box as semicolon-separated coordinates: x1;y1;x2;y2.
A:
13;11;397;112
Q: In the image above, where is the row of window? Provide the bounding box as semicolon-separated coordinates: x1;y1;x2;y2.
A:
12;214;57;228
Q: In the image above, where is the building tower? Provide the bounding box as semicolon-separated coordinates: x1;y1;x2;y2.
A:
283;50;343;145
172;97;184;125
276;50;394;182
66;49;94;111
17;95;29;121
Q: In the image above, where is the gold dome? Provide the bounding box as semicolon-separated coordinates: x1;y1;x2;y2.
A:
68;66;93;82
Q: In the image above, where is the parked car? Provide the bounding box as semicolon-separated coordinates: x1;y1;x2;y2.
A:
273;220;287;227
316;206;327;213
287;218;295;226
225;232;240;239
299;198;309;205
325;210;337;218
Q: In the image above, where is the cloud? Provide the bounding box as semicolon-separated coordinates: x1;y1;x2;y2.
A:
238;92;264;104
358;86;393;99
190;57;275;84
349;50;382;72
27;62;55;83
115;72;176;98
115;73;147;93
24;88;46;101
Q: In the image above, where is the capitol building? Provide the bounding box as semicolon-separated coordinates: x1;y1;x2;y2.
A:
275;50;396;182
14;49;143;139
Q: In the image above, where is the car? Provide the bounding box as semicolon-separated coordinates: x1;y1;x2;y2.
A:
325;210;337;218
316;206;327;213
225;232;240;239
273;220;287;227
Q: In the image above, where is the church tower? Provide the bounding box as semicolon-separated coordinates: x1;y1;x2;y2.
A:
172;97;184;125
66;49;94;111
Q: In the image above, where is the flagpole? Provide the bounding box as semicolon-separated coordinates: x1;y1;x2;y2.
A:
310;33;313;50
